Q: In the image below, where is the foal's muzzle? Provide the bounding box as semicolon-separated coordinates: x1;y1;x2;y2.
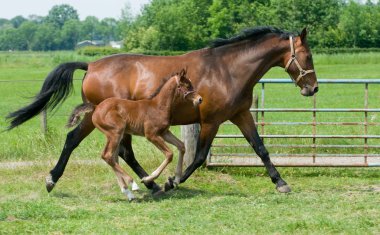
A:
192;95;203;106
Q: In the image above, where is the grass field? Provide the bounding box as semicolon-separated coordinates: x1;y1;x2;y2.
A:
0;51;380;234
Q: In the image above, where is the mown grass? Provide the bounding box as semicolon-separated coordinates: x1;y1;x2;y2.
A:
0;51;380;234
1;164;379;234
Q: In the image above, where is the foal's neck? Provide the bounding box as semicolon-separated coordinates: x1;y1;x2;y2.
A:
152;77;179;115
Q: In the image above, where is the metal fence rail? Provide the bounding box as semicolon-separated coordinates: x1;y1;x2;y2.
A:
207;79;380;167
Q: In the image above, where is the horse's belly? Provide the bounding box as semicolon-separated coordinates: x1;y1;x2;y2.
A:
124;126;145;137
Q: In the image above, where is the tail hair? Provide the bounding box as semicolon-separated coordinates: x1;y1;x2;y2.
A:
6;62;88;130
67;103;95;128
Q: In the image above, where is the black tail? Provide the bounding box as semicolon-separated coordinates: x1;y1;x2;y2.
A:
6;62;88;130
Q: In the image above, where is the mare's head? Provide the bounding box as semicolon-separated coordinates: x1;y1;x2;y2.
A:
174;69;202;106
283;28;318;96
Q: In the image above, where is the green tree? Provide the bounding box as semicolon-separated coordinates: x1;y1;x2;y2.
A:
30;23;59;50
59;19;81;49
46;4;79;28
80;16;100;40
10;16;27;28
18;21;38;50
0;28;28;50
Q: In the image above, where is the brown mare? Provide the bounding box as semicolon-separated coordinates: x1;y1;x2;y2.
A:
7;26;318;195
66;70;202;200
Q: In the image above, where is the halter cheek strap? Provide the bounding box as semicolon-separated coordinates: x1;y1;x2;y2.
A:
284;36;315;85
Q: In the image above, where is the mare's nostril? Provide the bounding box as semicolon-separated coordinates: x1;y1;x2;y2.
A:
314;87;319;93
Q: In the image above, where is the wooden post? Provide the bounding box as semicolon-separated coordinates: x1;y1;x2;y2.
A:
252;94;259;128
41;109;47;134
181;124;200;169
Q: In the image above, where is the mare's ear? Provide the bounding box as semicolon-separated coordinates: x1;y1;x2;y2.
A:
300;27;307;44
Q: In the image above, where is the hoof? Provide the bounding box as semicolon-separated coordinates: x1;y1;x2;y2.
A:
122;188;135;201
164;177;175;192
141;177;152;184
131;181;140;191
45;175;56;193
276;184;291;193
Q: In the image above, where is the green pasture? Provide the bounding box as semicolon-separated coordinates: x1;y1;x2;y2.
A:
1;51;380;234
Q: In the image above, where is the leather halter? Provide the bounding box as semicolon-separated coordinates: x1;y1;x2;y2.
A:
183;90;195;98
284;36;315;85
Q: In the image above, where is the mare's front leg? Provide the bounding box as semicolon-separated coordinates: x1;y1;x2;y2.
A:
118;134;163;195
165;123;219;191
231;110;291;193
46;113;94;192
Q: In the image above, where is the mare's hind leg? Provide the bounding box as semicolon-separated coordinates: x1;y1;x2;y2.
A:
102;134;136;201
231;110;291;193
141;135;173;183
118;134;164;195
46;112;94;192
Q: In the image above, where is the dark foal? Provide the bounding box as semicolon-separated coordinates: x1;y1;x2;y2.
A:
66;70;202;200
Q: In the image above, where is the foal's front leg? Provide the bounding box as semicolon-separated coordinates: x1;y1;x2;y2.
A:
118;134;163;194
141;134;173;183
161;131;185;187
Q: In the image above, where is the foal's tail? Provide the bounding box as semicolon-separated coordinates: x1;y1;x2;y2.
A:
66;103;95;128
6;62;88;130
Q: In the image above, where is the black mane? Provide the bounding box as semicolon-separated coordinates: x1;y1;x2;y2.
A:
210;26;294;48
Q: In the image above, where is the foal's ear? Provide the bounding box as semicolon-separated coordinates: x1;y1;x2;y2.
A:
179;68;187;78
300;27;307;43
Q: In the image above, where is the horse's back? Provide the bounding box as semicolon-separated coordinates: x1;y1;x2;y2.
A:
82;53;197;105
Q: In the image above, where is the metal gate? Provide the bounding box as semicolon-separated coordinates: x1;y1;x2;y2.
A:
207;79;380;167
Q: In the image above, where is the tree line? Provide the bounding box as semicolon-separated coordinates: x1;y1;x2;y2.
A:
1;0;379;52
0;4;121;51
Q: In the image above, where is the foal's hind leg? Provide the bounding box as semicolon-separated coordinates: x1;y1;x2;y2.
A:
46;113;95;192
102;134;136;201
141;135;174;184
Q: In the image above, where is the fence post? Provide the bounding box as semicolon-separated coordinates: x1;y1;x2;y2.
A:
252;94;259;128
181;124;200;168
41;110;47;133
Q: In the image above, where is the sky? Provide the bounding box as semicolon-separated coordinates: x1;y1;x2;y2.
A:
0;0;151;20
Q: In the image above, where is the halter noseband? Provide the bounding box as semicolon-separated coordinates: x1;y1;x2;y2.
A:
183;90;195;98
284;36;315;86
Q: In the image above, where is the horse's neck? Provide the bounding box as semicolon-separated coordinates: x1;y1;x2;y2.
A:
215;36;287;88
152;78;178;115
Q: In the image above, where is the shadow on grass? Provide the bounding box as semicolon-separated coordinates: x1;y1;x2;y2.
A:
48;191;78;199
104;186;250;204
208;166;380;179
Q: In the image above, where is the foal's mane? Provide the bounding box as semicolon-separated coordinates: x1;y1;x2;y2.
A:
147;73;177;99
210;26;294;48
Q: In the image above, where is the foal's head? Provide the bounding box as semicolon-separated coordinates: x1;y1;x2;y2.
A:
174;69;202;106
